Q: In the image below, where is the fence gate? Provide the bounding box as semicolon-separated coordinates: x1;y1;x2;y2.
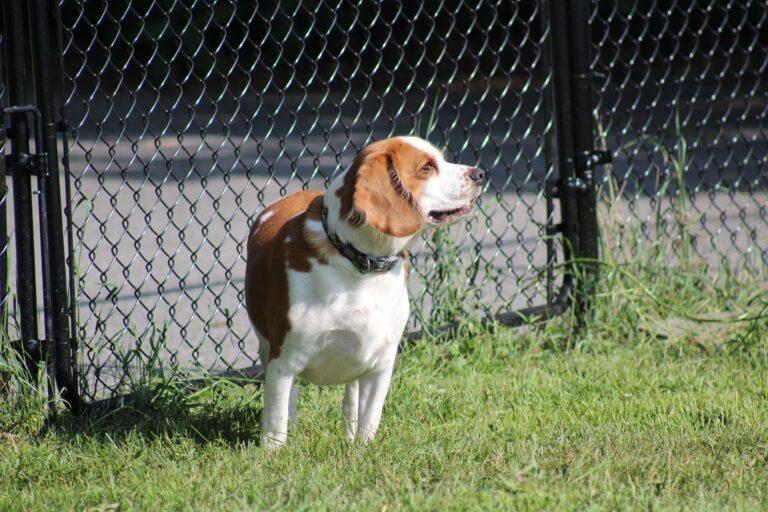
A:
1;0;79;409
2;0;606;405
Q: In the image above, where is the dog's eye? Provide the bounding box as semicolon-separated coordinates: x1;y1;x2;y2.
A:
421;163;434;174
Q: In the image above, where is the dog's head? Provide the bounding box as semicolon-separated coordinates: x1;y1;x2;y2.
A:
336;136;485;238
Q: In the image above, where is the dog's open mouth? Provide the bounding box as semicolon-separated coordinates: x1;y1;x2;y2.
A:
427;204;473;225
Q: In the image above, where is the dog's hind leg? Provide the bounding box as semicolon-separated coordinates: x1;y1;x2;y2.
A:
342;380;359;440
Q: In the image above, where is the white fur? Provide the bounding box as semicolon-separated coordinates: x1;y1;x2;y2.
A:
253;210;273;228
420;161;479;215
258;137;482;448
399;136;442;157
260;255;408;447
403;136;480;218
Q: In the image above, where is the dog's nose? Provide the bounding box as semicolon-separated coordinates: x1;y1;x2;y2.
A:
469;167;486;183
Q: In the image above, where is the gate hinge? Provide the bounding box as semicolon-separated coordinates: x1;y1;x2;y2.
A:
590;149;612;166
562;176;590;193
550;175;596;196
575;149;612;170
5;152;48;177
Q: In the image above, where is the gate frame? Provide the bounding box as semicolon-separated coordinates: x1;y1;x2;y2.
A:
1;0;80;412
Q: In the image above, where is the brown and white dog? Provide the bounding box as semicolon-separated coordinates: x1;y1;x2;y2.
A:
245;136;485;448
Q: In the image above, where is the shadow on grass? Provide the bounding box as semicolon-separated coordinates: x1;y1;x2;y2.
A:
47;380;264;448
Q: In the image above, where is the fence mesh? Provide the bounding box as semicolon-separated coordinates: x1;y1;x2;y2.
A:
591;0;767;269
60;0;557;399
54;0;767;400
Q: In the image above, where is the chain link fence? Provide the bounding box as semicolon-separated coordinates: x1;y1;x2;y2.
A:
592;1;767;268
53;0;767;400
61;0;557;400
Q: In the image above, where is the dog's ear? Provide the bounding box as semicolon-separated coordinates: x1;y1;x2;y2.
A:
338;151;423;237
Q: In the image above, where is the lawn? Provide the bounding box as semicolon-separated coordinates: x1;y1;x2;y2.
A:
2;252;767;510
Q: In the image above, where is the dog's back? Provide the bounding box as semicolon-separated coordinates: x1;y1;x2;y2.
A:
245;189;324;364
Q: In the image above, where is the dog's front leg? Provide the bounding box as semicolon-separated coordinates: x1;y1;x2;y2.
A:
342;380;359;440
261;361;296;449
356;362;395;442
288;383;300;430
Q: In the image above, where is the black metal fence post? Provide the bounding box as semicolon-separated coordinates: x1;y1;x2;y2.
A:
1;0;79;410
548;0;606;322
548;0;581;302
31;0;79;409
29;0;80;412
568;0;602;304
2;0;42;381
51;0;82;409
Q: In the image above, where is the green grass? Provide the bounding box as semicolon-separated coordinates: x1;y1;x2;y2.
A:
2;259;767;510
2;336;768;510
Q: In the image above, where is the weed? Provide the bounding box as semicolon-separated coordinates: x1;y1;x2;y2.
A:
411;94;485;335
0;241;64;434
108;319;185;406
726;289;768;360
609;111;698;267
0;329;54;434
419;225;485;334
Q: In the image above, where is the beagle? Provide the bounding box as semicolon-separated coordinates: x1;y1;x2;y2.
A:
245;136;485;448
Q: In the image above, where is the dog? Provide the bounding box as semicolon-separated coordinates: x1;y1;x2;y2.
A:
245;136;485;448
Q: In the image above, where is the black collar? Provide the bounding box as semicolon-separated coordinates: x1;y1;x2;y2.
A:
320;207;402;274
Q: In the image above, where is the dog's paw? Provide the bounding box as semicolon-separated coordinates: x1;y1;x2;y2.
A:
355;427;377;444
342;421;358;442
260;432;287;450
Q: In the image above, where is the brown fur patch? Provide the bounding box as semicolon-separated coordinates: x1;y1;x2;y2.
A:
304;195;337;263
336;138;435;237
245;190;329;361
337;154;361;222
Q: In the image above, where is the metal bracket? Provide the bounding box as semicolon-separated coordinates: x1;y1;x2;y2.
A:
562;176;590;192
589;149;612;166
575;149;612;171
4;152;48;177
549;174;599;197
